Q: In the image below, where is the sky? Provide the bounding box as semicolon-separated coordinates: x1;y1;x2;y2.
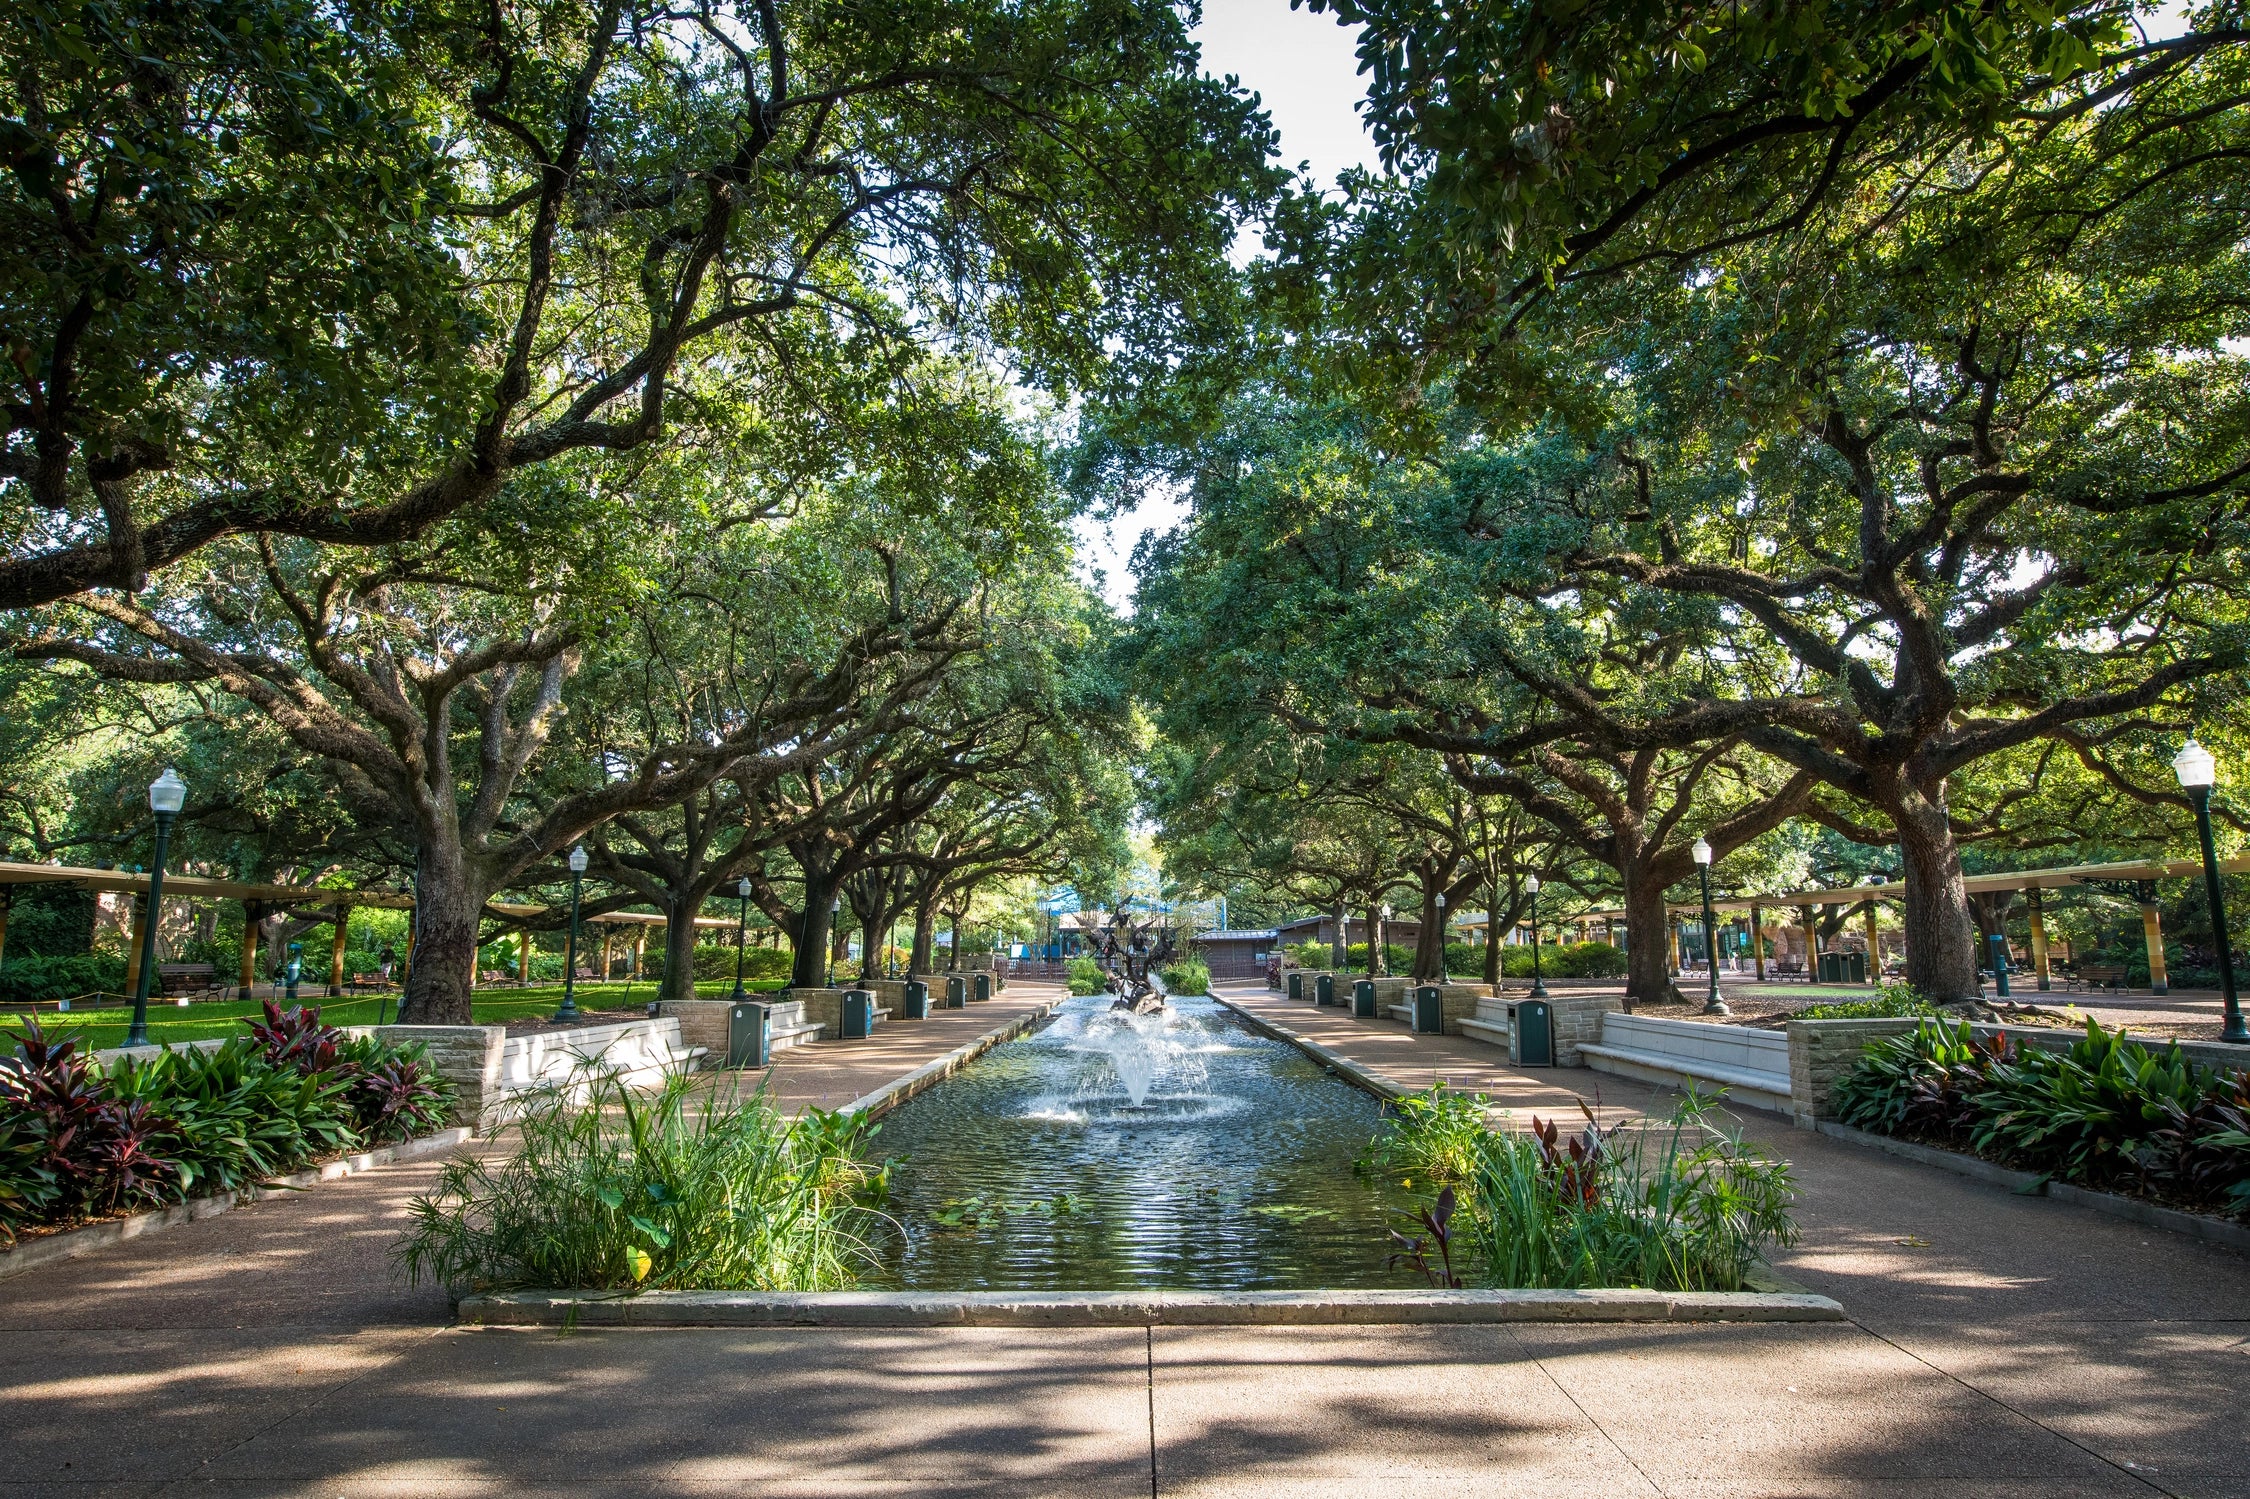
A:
1069;0;1376;614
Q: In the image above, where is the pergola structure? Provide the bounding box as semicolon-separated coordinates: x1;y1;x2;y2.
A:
0;862;730;999
1453;853;2250;992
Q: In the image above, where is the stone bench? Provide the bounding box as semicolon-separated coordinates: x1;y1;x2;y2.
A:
1577;1013;1791;1112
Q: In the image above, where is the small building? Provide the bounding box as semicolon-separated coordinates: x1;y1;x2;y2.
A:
1192;928;1280;981
1272;912;1423;955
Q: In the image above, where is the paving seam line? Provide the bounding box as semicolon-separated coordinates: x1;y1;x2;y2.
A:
0;1126;476;1282
832;994;1064;1121
1813;1119;2250;1255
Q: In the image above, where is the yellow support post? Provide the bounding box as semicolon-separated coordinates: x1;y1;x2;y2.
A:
2140;902;2168;995
239;903;263;999
329;906;348;997
2028;888;2051;991
122;894;149;1002
1668;917;1683;976
1801;904;1820;978
1751;903;1766;981
1864;903;1882;984
519;928;533;988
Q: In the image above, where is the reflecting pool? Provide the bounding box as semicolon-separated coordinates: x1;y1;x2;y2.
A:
866;992;1415;1290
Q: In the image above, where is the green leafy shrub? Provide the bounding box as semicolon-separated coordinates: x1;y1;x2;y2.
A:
1797;982;1935;1021
644;943;791;984
0;953;129;1005
1497;941;1625;979
1830;1018;2250;1216
1283;941;1330;969
1;1006;454;1244
1158;957;1210;995
1066;956;1106;995
1362;1086;1798;1291
398;1071;875;1292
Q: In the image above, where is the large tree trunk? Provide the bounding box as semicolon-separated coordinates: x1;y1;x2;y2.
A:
911;896;937;973
398;845;485;1025
1620;867;1673;1012
659;903;704;1006
1411;887;1441;981
1894;783;1979;1002
791;870;837;988
1365;902;1382;975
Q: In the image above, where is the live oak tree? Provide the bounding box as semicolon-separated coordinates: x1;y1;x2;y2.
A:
1;0;1282;608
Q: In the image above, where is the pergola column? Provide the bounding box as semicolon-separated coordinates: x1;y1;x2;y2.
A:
239;901;263;999
2027;888;2051;991
633;926;648;981
1800;904;1819;978
2140;901;2168;995
1863;902;1882;984
328;906;348;997
519;928;533;988
122;892;150;1001
600;925;615;984
1668;916;1683;975
1751;903;1766;980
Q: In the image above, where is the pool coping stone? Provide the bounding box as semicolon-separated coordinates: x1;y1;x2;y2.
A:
457;1285;1845;1326
833;994;1064;1121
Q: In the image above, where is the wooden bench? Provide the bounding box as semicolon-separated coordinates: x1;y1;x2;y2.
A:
2072;964;2130;992
156;962;218;995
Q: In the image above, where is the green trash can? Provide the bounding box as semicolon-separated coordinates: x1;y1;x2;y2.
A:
973;971;992;1002
946;974;967;1008
1508;1000;1553;1065
1352;978;1378;1018
1315;973;1335;1006
903;979;929;1019
1287;971;1304;1001
1413;985;1446;1034
727;1002;771;1069
840;989;875;1040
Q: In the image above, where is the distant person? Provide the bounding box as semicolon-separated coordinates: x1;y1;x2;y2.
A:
379;944;397;982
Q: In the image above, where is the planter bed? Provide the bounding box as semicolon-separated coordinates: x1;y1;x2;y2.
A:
0;1125;474;1282
1813;1119;2250;1255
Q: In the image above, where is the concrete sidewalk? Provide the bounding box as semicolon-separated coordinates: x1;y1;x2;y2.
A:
4;978;2246;1496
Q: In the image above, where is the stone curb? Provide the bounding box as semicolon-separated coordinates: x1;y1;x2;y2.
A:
458;1286;1846;1327
1813;1121;2250;1255
833;994;1064;1121
1209;994;1407;1104
0;1126;476;1283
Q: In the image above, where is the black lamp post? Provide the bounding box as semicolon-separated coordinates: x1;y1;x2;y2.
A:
1526;874;1547;998
826;894;841;987
125;767;187;1049
555;845;588;1021
1435;891;1449;983
1692;837;1730;1014
730;875;753;1002
2174;740;2246;1044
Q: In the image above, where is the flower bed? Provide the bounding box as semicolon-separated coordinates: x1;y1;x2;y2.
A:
1829;1017;2250;1222
1;1003;455;1247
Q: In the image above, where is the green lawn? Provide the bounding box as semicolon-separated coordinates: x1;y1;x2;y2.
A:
6;977;789;1053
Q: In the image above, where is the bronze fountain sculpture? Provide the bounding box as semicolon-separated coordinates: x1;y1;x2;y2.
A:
1092;902;1176;1015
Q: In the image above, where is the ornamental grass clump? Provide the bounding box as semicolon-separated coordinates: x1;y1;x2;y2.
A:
397;1070;879;1293
1830;1017;2250;1218
1363;1087;1798;1292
